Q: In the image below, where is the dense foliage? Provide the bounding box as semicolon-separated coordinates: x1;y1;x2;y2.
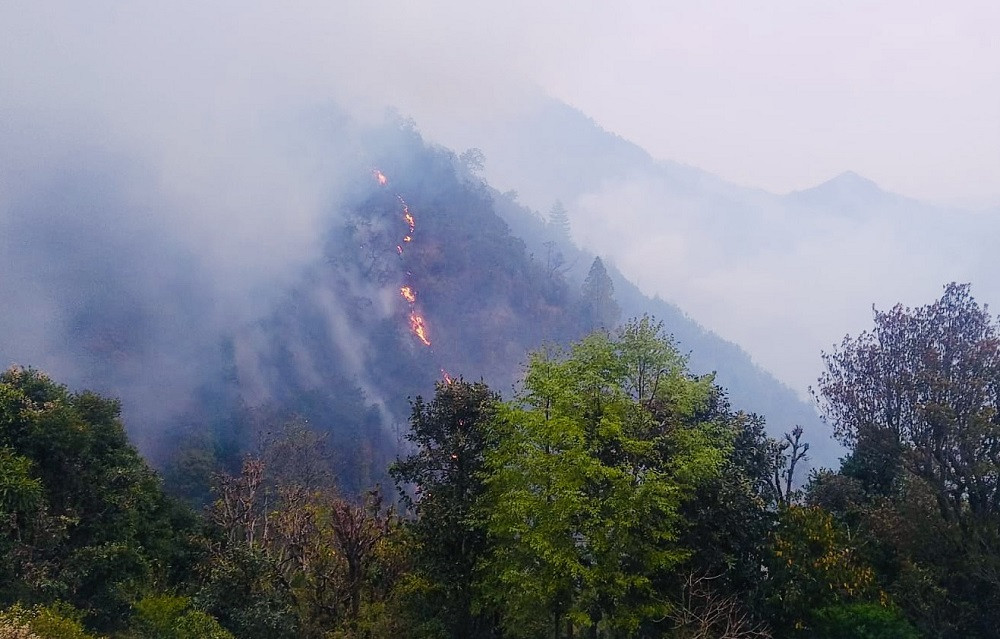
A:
811;282;1000;637
8;282;1000;637
0;368;200;633
7;113;822;509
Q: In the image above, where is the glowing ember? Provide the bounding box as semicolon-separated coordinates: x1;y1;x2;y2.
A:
373;169;388;186
409;313;431;346
400;286;416;303
404;212;415;232
403;235;412;242
396;245;403;255
441;369;453;384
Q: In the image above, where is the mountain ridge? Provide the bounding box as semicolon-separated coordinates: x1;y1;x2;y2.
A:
0;108;844;489
449;93;994;418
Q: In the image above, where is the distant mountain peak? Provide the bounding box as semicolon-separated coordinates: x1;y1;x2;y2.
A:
808;170;883;194
786;170;895;211
827;169;880;189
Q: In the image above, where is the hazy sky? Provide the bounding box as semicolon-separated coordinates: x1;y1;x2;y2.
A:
526;1;1000;207
3;1;999;401
4;2;997;205
392;0;1000;206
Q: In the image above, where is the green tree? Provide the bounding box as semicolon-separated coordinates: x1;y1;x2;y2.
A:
0;448;44;524
478;325;727;637
195;544;298;639
0;603;96;639
811;603;919;639
672;411;778;614
613;317;778;616
390;379;501;638
131;595;233;639
0;447;48;601
765;505;883;635
0;367;199;632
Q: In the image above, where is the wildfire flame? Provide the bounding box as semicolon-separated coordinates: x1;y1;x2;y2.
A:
409;313;431;346
373;171;443;352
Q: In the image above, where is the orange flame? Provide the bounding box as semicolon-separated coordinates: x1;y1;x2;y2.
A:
381;183;438;350
409;313;431;346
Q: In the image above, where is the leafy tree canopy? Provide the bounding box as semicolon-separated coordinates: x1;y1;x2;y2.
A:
478;318;729;637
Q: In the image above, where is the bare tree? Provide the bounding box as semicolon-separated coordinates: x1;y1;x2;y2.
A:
670;573;771;639
210;456;270;547
329;488;394;621
770;426;809;506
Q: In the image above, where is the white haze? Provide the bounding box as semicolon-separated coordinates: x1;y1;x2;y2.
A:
2;1;998;407
571;174;991;395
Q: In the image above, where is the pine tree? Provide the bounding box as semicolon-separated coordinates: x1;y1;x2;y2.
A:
548;201;571;239
580;257;621;332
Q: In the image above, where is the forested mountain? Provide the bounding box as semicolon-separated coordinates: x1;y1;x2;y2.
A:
491;188;830;466
1;111;833;488
9;284;996;638
2;103;997;639
442;96;1000;428
3;3;997;636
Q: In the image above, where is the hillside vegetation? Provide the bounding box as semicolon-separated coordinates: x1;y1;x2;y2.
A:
7;283;998;636
124;116;826;496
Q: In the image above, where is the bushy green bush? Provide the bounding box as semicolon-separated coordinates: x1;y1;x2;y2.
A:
812;603;920;639
131;595;232;639
0;604;97;639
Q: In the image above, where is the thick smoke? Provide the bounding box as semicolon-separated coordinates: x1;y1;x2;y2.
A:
0;2;423;444
3;2;995;463
0;108;382;442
